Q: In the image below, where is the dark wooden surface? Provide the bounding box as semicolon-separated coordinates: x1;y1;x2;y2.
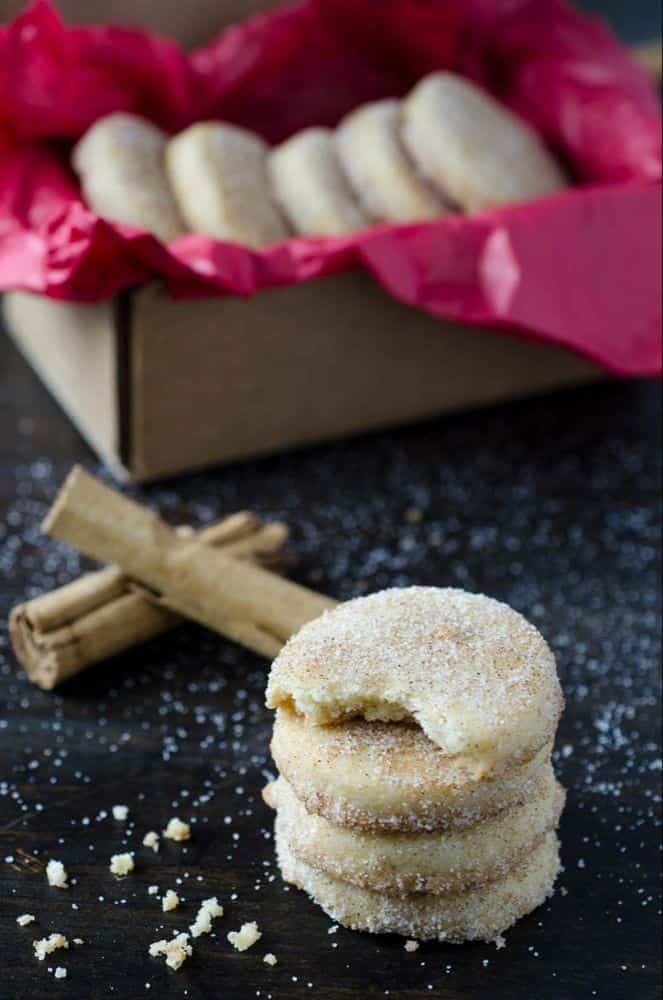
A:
0;325;661;999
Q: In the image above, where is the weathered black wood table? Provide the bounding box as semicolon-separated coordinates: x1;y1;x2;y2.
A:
0;325;660;999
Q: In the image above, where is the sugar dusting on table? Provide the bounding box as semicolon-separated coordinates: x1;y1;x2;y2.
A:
1;384;661;994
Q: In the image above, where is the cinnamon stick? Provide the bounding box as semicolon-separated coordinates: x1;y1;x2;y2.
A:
40;466;336;667
11;509;289;690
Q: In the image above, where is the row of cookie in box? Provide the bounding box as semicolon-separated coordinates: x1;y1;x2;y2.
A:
73;71;567;247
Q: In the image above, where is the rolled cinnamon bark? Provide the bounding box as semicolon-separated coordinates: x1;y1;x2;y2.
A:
41;466;336;667
11;509;290;690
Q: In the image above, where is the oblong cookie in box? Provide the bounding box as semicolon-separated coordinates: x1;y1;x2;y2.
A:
335;99;446;223
166;122;289;247
72;112;186;243
402;72;567;211
268;127;369;236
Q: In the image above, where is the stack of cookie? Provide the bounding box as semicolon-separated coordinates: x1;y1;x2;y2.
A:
264;587;565;942
72;71;566;247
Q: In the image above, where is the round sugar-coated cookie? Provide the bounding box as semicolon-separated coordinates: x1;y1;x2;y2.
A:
401;72;566;212
335;99;446;223
275;819;561;942
267;587;563;774
166;122;289;247
268;127;369;236
72;113;186;244
264;770;564;896
270;708;553;832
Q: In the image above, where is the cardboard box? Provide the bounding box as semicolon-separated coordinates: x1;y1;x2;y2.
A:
0;0;284;47
3;274;598;481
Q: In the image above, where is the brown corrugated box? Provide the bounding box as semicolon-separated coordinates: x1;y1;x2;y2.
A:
3;276;597;481
0;0;599;481
0;0;284;47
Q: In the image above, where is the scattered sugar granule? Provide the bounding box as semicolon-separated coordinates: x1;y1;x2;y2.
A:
147;885;159;896
46;860;68;889
405;506;423;524
109;853;134;876
54;968;67;980
163;818;191;842
227;921;261;952
264;953;277;966
33;934;69;961
189;897;224;938
149;933;192;971
404;940;420;953
162;890;180;913
17;914;35;926
73;939;84;946
143;831;160;853
112;805;129;821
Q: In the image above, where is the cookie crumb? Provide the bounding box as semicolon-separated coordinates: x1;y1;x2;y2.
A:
147;885;159;896
109;853;134;876
33;934;69;961
228;921;261;952
149;933;192;970
494;935;506;950
163;818;191;842
190;897;223;938
264;953;277;966
404;940;420;953
17;914;35;926
46;860;68;889
143;831;160;853
112;805;129;821
162;890;180;912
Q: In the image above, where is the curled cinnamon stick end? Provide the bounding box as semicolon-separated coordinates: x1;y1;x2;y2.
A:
11;504;289;690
